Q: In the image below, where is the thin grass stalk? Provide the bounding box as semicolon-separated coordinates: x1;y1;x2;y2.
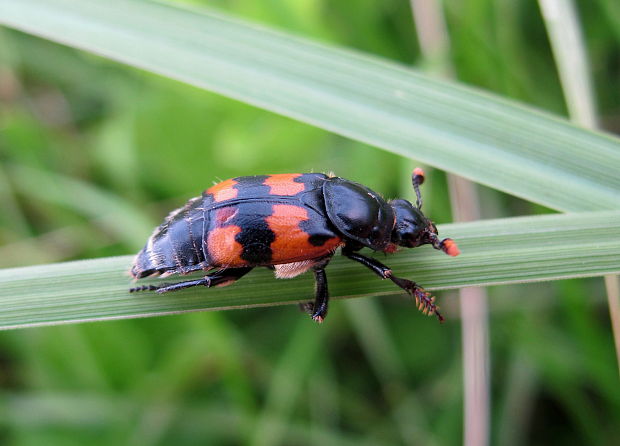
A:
411;1;490;445
539;0;620;376
448;177;490;446
604;275;620;375
538;0;598;128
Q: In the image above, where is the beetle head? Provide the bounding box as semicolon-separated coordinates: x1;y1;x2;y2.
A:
387;168;459;257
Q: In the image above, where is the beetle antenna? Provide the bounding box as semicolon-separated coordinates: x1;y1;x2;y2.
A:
412;167;425;209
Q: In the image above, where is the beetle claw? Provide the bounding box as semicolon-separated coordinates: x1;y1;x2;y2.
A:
300;301;326;324
312;314;325;324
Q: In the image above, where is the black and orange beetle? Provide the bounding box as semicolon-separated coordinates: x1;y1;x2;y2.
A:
130;168;459;322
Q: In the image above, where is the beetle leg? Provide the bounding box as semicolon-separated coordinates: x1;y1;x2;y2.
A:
130;267;253;294
342;251;444;322
308;268;329;323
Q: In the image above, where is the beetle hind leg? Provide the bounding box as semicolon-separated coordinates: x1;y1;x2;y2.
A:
130;267;253;294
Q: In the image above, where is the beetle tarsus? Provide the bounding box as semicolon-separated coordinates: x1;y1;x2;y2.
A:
129;284;160;293
388;275;443;322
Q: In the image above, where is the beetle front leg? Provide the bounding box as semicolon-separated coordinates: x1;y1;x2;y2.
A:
342;250;444;322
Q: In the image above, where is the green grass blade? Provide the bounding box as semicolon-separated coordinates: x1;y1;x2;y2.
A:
1;0;619;212
0;210;618;330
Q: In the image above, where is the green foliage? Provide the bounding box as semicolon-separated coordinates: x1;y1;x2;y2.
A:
0;0;619;445
2;0;620;211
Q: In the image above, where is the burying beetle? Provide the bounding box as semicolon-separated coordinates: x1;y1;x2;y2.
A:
131;168;459;322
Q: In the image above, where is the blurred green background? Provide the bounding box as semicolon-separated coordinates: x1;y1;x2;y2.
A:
0;0;618;445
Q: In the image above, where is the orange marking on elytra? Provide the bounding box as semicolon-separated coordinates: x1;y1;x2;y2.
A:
206;178;238;202
266;204;342;264
263;174;304;196
207;225;246;267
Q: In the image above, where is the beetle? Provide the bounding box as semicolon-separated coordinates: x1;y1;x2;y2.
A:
130;168;459;323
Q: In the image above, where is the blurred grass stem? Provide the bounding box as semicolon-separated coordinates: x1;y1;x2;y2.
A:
538;0;598;128
411;1;490;444
539;0;620;376
449;177;490;446
604;276;620;374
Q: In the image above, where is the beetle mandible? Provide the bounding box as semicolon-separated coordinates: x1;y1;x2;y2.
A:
130;168;459;322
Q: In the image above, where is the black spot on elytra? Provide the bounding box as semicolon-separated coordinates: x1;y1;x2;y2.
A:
307;234;333;246
222;176;274;264
237;226;275;264
228;175;331;264
222;203;274;265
